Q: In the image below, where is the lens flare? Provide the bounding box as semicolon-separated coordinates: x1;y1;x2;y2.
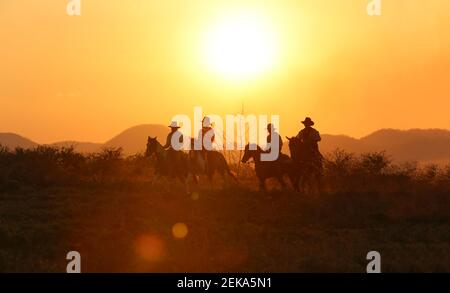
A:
134;234;165;262
172;223;189;239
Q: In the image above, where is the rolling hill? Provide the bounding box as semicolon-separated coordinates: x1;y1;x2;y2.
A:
1;127;450;164
0;133;39;150
319;129;450;164
104;124;169;154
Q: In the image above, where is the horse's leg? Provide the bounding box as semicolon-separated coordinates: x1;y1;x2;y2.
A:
299;170;306;193
221;165;237;188
184;175;191;194
309;166;321;195
289;171;300;192
259;178;267;192
185;157;197;187
289;165;300;192
277;176;286;190
218;169;229;189
219;155;238;184
298;171;307;194
151;173;160;187
195;153;207;183
191;172;199;185
297;165;307;194
208;175;214;190
314;171;324;195
207;172;214;183
226;167;238;184
306;169;314;195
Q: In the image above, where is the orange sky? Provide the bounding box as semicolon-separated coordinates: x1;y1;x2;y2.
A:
1;0;450;143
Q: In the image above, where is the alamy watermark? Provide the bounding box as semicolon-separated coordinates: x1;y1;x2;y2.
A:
66;251;81;273
66;0;81;16
64;250;380;273
168;107;280;161
367;0;382;16
366;251;381;273
66;1;381;17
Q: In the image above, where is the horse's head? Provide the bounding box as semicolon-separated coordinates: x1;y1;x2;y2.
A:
241;144;261;163
286;136;302;160
286;136;297;148
146;136;158;157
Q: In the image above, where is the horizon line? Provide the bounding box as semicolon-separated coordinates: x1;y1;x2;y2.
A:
1;125;450;146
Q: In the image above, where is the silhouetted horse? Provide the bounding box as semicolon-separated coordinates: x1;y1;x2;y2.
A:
146;137;235;186
145;137;196;184
286;136;323;193
188;138;237;184
241;144;297;191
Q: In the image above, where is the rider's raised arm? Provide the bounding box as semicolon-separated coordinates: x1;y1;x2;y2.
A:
163;133;172;149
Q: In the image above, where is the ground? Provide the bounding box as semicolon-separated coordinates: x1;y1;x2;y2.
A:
1;179;449;273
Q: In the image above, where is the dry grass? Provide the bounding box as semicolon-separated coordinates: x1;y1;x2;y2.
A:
0;145;449;272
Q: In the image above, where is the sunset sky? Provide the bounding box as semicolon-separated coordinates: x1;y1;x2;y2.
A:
1;0;450;143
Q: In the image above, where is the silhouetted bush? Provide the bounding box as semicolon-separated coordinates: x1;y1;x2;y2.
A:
323;149;450;194
0;144;448;196
0;145;151;189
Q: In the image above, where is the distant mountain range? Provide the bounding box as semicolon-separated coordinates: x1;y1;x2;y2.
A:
1;126;450;164
319;129;450;164
0;133;39;150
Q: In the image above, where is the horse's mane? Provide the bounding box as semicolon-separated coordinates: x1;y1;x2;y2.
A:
147;137;165;157
245;143;263;152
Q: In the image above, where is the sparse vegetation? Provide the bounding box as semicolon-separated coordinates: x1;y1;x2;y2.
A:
0;145;449;272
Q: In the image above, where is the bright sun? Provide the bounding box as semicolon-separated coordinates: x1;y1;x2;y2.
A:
203;11;279;81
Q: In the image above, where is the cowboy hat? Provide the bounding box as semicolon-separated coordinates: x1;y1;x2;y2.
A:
168;121;181;128
202;117;212;127
301;117;314;126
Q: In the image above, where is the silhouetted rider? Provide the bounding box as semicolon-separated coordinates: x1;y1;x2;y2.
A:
296;117;322;161
266;123;283;159
164;121;184;150
197;116;215;151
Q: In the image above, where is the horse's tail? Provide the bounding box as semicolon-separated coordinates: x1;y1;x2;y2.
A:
227;168;238;182
218;153;238;182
